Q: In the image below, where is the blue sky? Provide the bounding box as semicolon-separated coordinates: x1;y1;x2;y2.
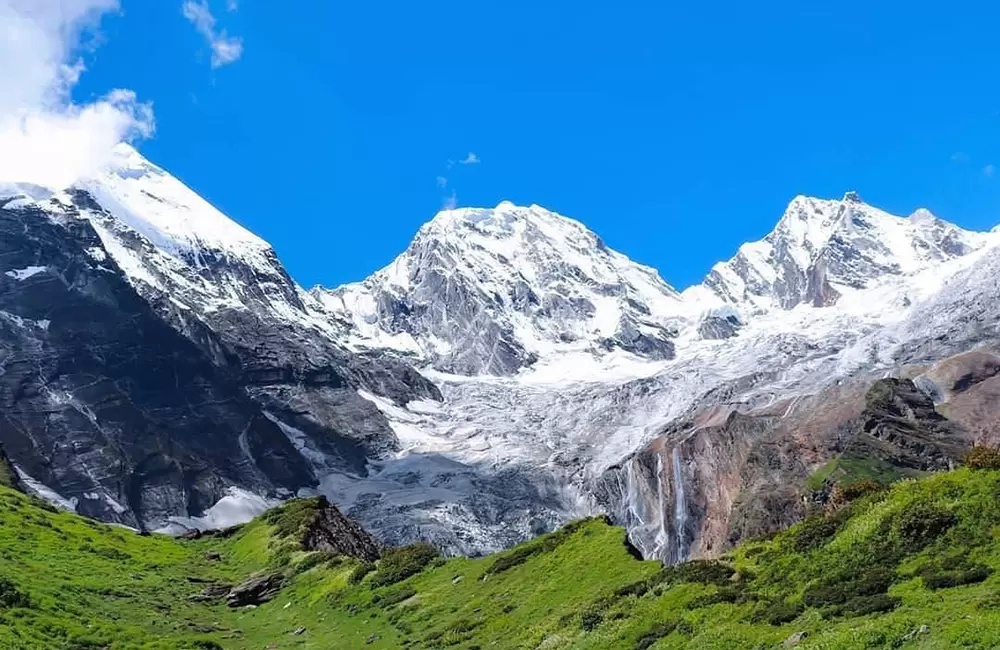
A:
75;1;1000;290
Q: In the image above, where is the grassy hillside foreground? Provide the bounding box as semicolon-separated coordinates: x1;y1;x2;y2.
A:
3;469;1000;649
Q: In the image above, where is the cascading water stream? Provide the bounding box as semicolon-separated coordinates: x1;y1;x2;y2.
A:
653;453;668;558
672;446;689;562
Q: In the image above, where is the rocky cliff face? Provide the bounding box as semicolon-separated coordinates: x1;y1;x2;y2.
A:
596;369;977;563
0;191;319;527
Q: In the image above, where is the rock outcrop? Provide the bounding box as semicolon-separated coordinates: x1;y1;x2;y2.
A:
302;496;381;561
226;573;285;607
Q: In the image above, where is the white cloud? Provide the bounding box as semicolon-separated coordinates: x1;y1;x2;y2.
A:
182;0;243;68
436;176;448;188
226;0;238;9
0;0;154;188
443;191;457;209
985;164;995;178
459;152;480;165
951;152;969;163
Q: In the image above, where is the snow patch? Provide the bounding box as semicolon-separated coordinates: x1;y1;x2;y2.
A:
156;487;278;534
5;266;47;281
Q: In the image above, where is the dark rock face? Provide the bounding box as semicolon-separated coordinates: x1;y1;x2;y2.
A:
302;496;381;562
697;314;742;340
850;378;968;473
0;198;316;528
188;583;232;602
226;573;284;607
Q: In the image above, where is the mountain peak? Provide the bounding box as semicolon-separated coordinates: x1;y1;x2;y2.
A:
318;203;682;375
703;194;989;311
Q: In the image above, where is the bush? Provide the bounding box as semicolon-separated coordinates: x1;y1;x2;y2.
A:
348;561;375;584
0;577;30;609
370;543;439;587
634;622;677;650
372;585;417;607
669;560;735;586
894;503;957;551
800;567;901;618
923;564;992;590
294;551;343;575
966;445;1000;470
793;509;851;552
836;594;900;617
833;479;888;503
581;609;603;631
752;600;802;626
686;586;756;609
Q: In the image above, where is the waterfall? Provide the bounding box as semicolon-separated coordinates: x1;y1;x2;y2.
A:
672;446;689;562
653;453;668;558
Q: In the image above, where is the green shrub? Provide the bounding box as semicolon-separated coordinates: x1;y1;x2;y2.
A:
581;609;603;631
294;551;343;575
833;479;889;504
752;600;803;626
793;509;851;552
0;577;30;609
371;543;439;587
894;503;958;551
372;585;417;607
923;564;992;590
349;561;376;585
835;594;900;617
686;586;756;609
669;560;735;586
802;567;895;609
966;445;1000;470
634;622;677;650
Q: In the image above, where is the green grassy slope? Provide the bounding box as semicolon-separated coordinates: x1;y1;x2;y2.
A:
2;468;1000;649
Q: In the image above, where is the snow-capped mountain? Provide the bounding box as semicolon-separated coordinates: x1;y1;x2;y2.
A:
3;144;1000;563
0;146;438;532
317;202;685;376
697;191;987;312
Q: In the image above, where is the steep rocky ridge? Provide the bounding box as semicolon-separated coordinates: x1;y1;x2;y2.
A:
0;191;315;527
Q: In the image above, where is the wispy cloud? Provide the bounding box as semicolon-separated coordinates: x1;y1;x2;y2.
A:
226;0;238;10
438;152;479;210
182;0;243;68
0;0;154;188
951;152;969;164
985;164;995;178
